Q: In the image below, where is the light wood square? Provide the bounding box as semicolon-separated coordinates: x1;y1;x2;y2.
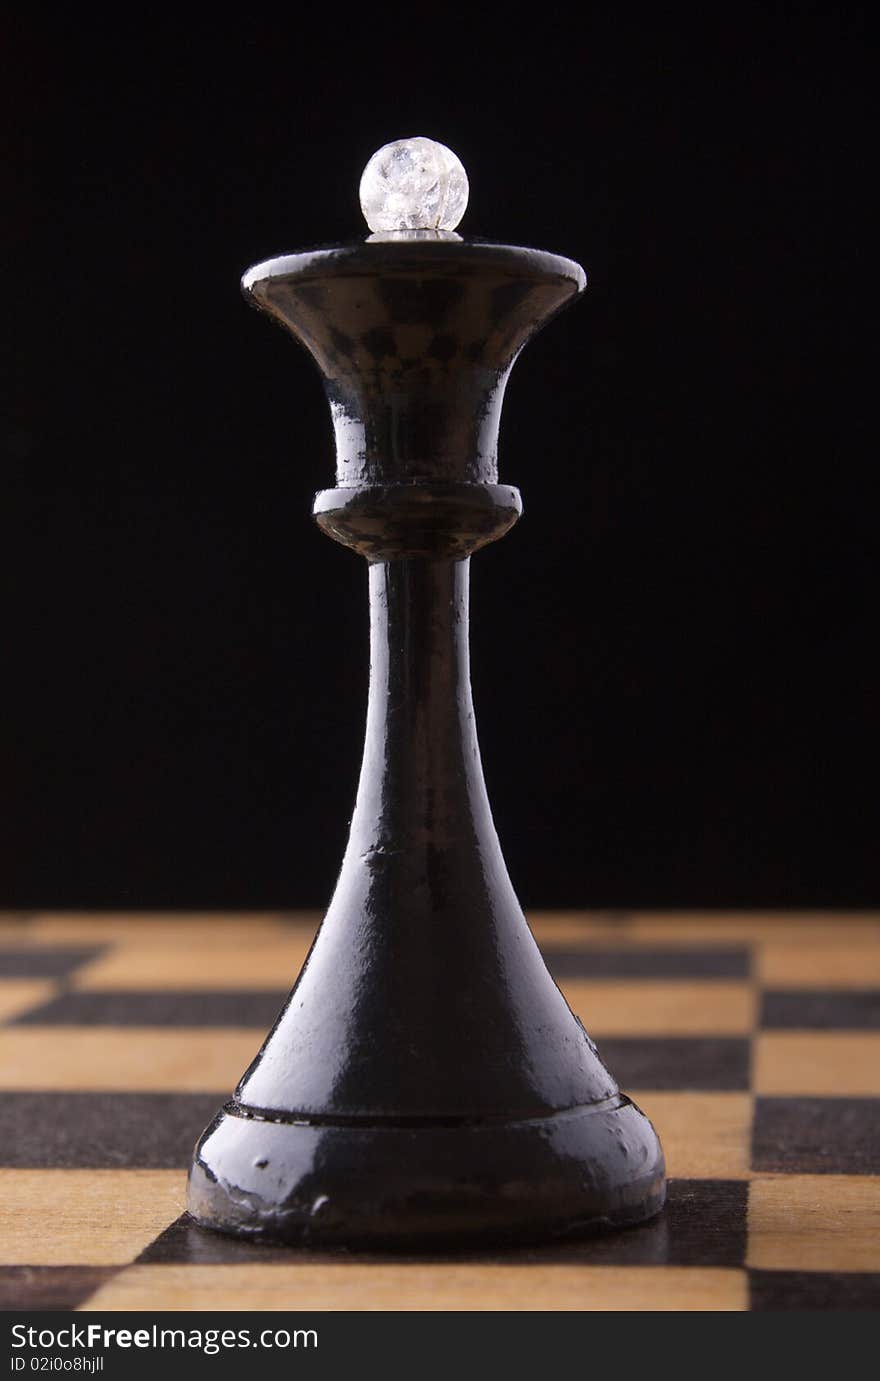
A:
748;1175;880;1271
81;1262;747;1312
630;1091;753;1179
758;941;880;989
562;980;755;1035
0;1028;258;1091
71;937;313;991
754;1033;880;1096
0;1169;183;1265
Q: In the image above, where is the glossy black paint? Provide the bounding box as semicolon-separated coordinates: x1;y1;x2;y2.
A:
188;236;665;1245
189;1098;663;1248
241;239;585;489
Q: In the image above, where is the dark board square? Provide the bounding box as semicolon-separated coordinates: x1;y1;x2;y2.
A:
659;1178;748;1266
530;1179;747;1268
11;989;288;1027
139;1215;317;1265
750;1270;880;1311
760;991;880;1030
544;947;751;980
0;946;106;978
141;1181;746;1269
753;1098;880;1174
0;1266;117;1311
0;1092;222;1168
595;1037;750;1090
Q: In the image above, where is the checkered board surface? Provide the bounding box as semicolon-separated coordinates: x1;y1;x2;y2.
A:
1;911;878;1312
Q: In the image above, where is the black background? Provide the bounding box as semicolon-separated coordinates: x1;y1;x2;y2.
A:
2;10;874;909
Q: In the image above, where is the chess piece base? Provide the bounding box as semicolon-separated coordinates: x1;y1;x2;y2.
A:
187;1096;665;1248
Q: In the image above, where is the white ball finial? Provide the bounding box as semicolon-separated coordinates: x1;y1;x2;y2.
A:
359;137;469;234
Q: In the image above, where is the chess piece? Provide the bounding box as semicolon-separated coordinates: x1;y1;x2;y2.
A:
188;138;665;1246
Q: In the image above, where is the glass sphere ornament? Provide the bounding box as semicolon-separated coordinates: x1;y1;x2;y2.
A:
359;136;469;233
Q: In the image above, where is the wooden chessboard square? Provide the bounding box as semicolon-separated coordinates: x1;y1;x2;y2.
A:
624;914;880;945
0;1267;119;1312
18;914;306;943
749;1270;880;1311
757;938;880;989
10;989;288;1028
561;980;755;1035
69;937;314;991
79;1262;748;1312
747;1175;880;1272
754;1033;880;1096
0;1028;257;1091
0;1170;184;1264
542;947;751;979
0;946;106;977
595;1038;750;1090
0;1093;222;1168
752;1098;880;1175
630;1092;753;1179
760;990;880;1029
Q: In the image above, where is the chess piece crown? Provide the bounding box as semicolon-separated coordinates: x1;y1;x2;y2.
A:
187;137;665;1246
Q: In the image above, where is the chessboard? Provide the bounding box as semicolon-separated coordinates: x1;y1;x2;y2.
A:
1;911;878;1312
